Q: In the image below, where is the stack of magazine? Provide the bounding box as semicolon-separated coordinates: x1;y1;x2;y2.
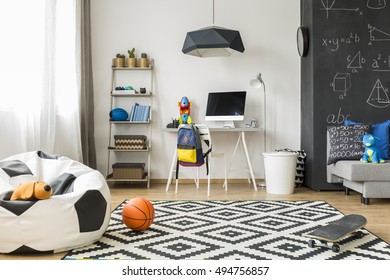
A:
129;103;150;122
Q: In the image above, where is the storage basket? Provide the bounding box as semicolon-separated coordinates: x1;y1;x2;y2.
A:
114;135;147;150
112;162;145;179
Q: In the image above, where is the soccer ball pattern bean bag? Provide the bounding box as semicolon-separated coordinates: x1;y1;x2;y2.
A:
0;151;111;254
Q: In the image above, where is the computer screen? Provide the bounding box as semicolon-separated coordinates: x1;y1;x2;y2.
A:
205;91;246;128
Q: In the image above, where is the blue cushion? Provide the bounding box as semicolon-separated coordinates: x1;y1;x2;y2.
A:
345;120;390;160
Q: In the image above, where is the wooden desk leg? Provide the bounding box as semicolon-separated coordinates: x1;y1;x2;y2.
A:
166;149;177;191
241;132;258;191
226;132;241;175
226;132;258;191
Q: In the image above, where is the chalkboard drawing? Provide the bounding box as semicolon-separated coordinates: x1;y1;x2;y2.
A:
321;0;360;19
367;79;390;108
367;0;386;9
332;73;351;98
368;24;390;44
347;51;365;72
322;33;361;52
372;54;390;72
321;0;336;18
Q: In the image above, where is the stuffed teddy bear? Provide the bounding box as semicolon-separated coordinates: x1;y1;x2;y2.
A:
10;180;52;201
360;134;385;164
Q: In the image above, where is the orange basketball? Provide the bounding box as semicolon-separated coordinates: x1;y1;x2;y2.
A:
122;197;155;231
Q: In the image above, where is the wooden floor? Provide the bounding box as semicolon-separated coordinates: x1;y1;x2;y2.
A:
1;181;390;260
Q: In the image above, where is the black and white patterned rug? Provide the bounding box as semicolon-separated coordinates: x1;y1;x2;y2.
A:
63;200;390;260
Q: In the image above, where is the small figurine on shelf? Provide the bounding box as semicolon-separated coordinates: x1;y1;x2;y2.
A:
126;48;136;67
178;96;192;124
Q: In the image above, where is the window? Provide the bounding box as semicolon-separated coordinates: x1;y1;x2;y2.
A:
0;0;81;160
0;0;77;114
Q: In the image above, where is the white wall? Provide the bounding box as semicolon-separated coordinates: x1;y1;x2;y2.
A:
91;0;301;180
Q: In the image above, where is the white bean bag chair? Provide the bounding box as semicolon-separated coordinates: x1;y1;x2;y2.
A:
0;151;111;254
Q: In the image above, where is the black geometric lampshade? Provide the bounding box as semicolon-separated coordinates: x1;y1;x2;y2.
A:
182;26;245;57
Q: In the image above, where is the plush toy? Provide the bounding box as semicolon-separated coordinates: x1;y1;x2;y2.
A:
10;180;52;201
178;96;192;124
360;134;385;164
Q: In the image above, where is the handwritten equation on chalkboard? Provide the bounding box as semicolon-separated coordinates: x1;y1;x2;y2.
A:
327;124;371;164
322;26;390;53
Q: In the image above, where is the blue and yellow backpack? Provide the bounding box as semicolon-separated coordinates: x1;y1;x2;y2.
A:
176;124;212;177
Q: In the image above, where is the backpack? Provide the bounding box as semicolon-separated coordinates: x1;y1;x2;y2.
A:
176;124;212;177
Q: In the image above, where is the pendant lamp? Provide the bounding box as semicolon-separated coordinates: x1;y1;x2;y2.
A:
182;0;245;57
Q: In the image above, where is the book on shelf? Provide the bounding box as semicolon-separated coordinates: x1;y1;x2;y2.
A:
129;103;138;121
129;103;150;122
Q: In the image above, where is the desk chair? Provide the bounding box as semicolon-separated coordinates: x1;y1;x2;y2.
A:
166;124;227;196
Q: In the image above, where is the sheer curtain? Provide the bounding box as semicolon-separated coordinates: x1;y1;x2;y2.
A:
0;0;82;161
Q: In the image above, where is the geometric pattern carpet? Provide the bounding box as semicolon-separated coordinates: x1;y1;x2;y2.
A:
63;200;390;260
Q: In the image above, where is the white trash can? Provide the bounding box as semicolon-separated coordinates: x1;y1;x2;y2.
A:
263;152;298;194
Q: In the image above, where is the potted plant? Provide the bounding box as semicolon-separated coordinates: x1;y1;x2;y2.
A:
113;53;125;67
139;52;150;68
126;48;137;68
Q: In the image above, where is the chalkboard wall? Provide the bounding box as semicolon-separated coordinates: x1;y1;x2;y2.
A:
301;0;390;190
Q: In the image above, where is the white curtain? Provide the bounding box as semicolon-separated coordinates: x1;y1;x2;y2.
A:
0;0;82;161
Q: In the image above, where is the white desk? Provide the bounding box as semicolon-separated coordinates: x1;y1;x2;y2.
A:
163;127;262;190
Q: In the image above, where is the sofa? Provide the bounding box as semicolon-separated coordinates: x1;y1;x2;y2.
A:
327;160;390;204
327;124;390;205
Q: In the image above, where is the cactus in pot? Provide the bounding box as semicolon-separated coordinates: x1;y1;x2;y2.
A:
113;53;125;67
126;48;137;67
139;52;149;68
128;48;135;58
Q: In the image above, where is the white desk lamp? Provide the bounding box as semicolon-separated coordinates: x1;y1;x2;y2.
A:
250;73;267;187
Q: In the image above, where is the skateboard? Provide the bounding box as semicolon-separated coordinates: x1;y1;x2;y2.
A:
303;214;367;252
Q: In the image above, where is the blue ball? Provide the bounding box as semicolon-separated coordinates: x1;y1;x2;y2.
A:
110;108;128;121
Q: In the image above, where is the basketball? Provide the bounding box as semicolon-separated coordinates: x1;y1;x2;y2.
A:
122;197;155;231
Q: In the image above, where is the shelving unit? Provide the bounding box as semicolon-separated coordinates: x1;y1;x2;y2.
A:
106;61;153;188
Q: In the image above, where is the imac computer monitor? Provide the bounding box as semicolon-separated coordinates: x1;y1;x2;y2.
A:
205;91;246;128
